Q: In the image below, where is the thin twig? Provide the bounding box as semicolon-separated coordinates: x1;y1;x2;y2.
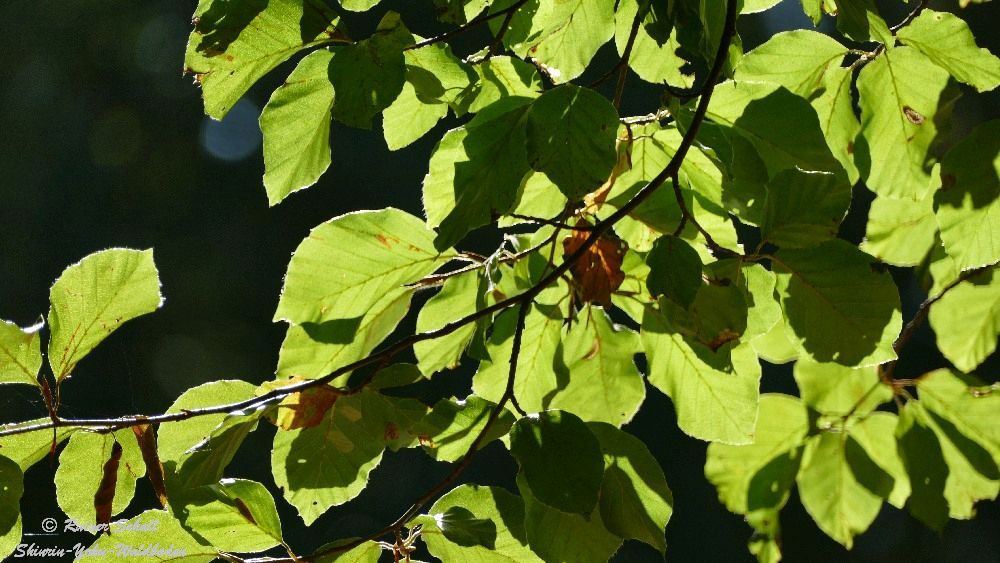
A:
488;0;527;56
668;170;735;258
590;3;644;111
881;265;992;379
405;0;528;52
890;0;930;33
507;213;595;231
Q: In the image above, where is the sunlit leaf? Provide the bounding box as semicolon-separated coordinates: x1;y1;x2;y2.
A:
48;248;162;381
185;0;346;119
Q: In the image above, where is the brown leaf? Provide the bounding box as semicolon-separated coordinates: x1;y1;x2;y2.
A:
261;377;340;431
563;226;627;305
131;424;168;508
94;439;122;535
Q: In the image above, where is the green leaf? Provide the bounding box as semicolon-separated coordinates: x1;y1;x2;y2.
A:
589;422;673;555
158;380;257;464
423;98;532;250
55;429;144;527
642;304;761;445
260;50;335;206
850;413;911;508
275;208;450;324
517;474;622;563
934;120;1000;271
706;81;844;177
412;395;515;462
83;509;216;562
414;484;541;563
772;240;902;367
382;78;447;151
796;431;889;548
918;369;1000;458
833;0;891;44
761;169;850;248
751;316;799;364
905;398;999;522
414;271;482;376
856;47;951;200
860;192;938;266
277;291;412;383
47;248;162;380
0;420;76;471
454;56;542;114
896;402;950;530
185;0;345;119
382;43;474;150
500;0;616;83
812;65;861;184
271;389;426;525
0;321;41;387
746;509;782;563
897;10;1000;93
509;410;605;516
738;263;782;340
793;361;892;416
705;394;808;514
735;30;848;96
928;268;1000;372
0;455;22;545
615;0;693;88
525;85;619;200
312;539;383;562
551;306;645;427
500;172;568;228
175;479;282;553
435;506;498;549
172;405;269;489
646;235;703;309
473;301;563;413
327;13;410;129
743;0;782;13
339;0;382;12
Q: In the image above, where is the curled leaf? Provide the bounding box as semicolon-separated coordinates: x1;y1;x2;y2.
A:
563;226;627;305
94;439;122;535
131;424;167;507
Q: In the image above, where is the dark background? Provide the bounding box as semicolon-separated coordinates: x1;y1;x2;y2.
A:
1;0;998;561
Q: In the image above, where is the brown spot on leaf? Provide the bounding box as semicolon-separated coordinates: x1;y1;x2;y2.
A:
847;141;854;155
375;233;400;249
418;434;434;448
384;422;399;441
903;106;924;124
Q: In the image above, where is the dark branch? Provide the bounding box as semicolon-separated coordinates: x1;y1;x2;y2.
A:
405;0;528;51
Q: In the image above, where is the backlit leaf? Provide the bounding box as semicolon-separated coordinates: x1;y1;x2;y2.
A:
48;248;162;381
772;240;901;367
856;47;950;200
185;0;345;119
509;410;605;516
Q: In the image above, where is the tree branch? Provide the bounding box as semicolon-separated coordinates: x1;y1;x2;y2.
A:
890;0;930;33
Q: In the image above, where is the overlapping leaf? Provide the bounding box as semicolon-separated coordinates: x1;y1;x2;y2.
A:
185;0;346;119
